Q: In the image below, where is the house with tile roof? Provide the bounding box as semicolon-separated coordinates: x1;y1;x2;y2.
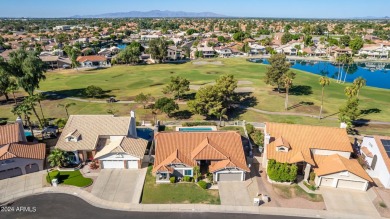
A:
360;136;390;189
0;118;46;180
153;131;249;183
263;122;372;191
76;55;110;68
55;112;148;169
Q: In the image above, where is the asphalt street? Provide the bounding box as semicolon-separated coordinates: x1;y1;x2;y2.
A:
0;194;314;219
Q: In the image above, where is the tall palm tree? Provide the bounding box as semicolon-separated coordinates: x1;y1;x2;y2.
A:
57;102;76;118
23;95;44;128
6;79;18;104
282;71;296;111
319;76;331;119
345;86;358;99
48;149;67;168
353;77;366;97
12;103;34;138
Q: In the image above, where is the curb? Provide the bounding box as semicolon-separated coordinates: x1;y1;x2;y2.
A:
0;187;383;219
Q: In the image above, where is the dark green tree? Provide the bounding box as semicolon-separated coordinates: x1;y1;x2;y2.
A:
154;97;178;117
163;76;190;100
264;54;291;92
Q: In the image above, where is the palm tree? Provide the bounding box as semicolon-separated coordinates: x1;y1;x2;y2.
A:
57;102;76;118
215;108;228;127
23;95;44;128
353;77;366;97
345;86;358;99
319;76;331;119
12;103;34;138
48;149;67;168
282;71;296;110
6;79;19;104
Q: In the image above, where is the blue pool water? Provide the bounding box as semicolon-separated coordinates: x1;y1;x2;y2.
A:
136;128;153;140
117;44;127;50
24;130;32;137
248;58;390;89
179;127;213;132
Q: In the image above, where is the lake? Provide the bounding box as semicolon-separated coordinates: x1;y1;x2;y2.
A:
248;58;390;90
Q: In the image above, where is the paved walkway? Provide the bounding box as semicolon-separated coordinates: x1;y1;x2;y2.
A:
0;171;45;200
218;182;251;206
91;168;146;204
321;187;380;218
297;181;322;195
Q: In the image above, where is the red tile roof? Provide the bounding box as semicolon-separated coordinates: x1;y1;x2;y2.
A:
0;143;46;161
153;132;249;173
0;124;20;145
76;55;107;63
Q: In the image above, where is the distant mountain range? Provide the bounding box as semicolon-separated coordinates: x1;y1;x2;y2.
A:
71;10;227;18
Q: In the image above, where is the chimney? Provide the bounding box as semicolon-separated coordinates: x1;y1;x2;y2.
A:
128;110;137;138
16;117;27;142
265;133;271;145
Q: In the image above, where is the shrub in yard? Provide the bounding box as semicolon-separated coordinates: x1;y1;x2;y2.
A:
245;123;255;134
183;176;192;182
303;181;317;191
267;159;297;182
0;119;7;125
182;121;216;127
197;180;208;189
379;201;387;208
169;176;176;183
89;160;99;170
206;173;213;182
250;130;264;147
309;172;316;182
84;85;104;98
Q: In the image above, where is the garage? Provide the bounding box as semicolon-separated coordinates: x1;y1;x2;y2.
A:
337;179;366;190
217;172;243;181
320;177;334;187
25;163;40;174
127;160;138;169
102;160;124;169
0;167;22;180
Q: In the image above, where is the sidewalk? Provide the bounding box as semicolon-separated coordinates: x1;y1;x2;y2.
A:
0;185;383;219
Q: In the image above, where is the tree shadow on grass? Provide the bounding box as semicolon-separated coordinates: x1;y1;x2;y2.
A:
236;92;258;108
289;85;313;96
287;101;314;110
172;110;193;120
360;108;381;115
43;88;114;100
181;92;196;101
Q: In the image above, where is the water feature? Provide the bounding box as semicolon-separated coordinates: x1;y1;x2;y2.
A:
248;58;390;89
117;44;127;50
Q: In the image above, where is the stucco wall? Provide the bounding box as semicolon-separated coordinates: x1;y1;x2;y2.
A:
0;158;44;174
361;137;390;188
311;149;351;158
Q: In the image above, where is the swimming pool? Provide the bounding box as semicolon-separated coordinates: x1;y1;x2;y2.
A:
179;127;213;132
136;128;154;140
24;130;32;137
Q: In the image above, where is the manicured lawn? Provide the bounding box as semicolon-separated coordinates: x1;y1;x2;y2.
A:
46;170;93;187
141;166;220;204
272;184;323;202
1;58;390;136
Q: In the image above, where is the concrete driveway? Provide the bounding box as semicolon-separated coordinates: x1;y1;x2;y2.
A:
321;188;380;218
91;169;146;204
0;171;45;202
218;182;251;206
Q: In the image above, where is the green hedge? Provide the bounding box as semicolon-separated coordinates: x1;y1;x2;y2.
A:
170;176;176;183
267;159;297;182
197;180;208;189
182;122;216;127
183;176;192;182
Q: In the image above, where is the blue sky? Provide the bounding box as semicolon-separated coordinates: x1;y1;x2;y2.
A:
0;0;388;18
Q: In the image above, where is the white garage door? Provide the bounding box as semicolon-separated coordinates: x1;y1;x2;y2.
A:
337;179;366;190
102;160;124;169
320;177;334;187
127;160;138;169
217;172;242;181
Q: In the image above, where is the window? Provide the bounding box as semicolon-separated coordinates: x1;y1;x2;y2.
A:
184;169;192;176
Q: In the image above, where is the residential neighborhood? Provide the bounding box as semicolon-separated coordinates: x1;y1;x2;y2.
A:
1;1;390;219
